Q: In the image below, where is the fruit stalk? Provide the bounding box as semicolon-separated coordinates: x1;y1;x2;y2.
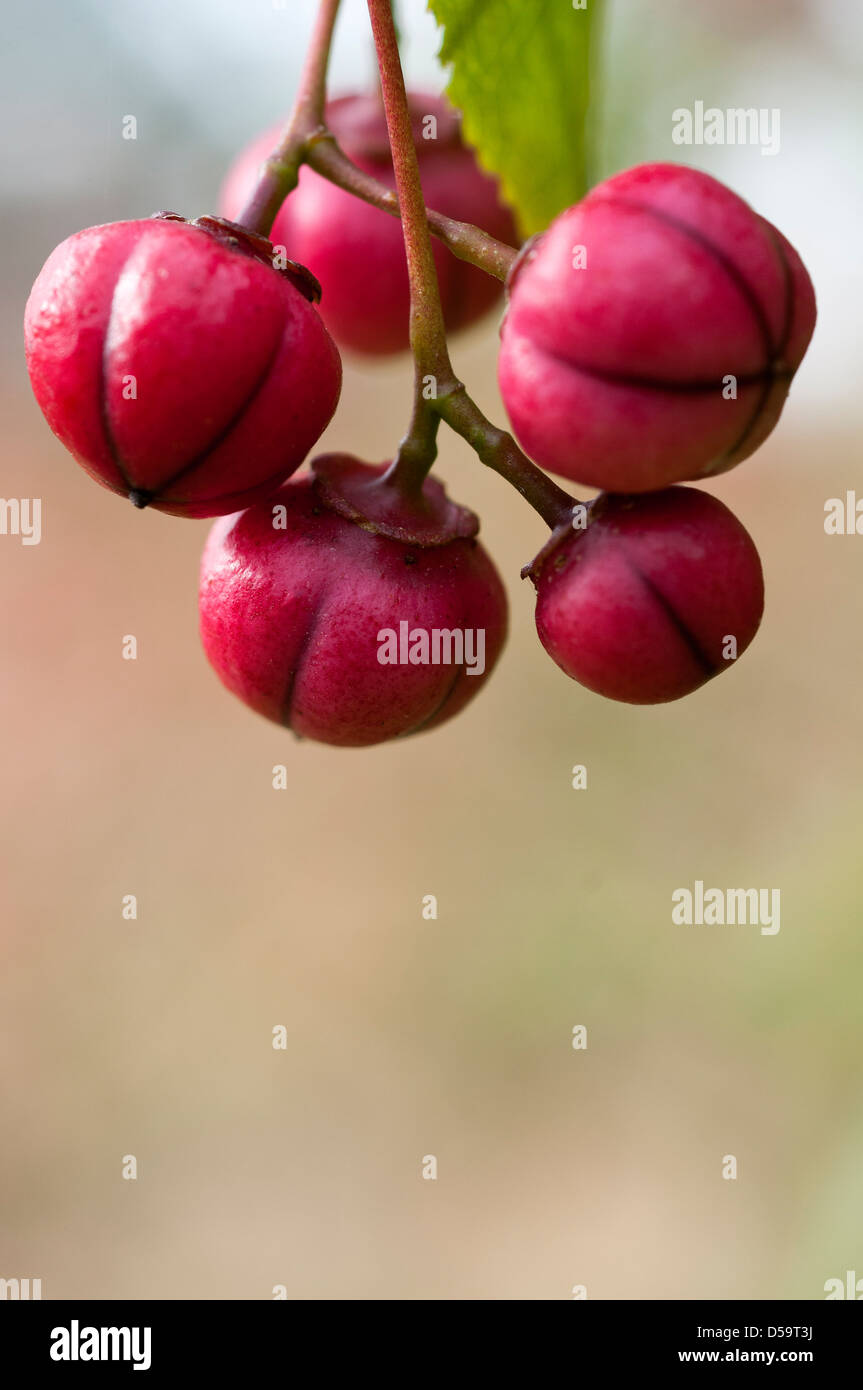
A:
238;0;342;235
367;0;448;375
436;383;577;529
366;0;569;524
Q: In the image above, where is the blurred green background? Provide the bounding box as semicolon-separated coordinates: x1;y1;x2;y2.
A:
1;0;861;1299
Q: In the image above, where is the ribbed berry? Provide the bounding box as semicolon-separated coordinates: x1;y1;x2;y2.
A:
527;486;764;703
499;163;816;492
24;214;341;517
199;456;509;745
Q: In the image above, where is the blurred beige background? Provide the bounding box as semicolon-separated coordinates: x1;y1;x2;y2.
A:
1;0;861;1299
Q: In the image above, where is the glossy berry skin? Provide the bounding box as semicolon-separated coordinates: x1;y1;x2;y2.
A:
499;162;816;492
528;487;764;704
24;215;341;517
220;93;518;356
199;457;509;746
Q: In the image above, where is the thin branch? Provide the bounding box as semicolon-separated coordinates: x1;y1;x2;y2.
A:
436;384;577;529
366;0;450;486
238;0;342;236
305;134;517;281
367;0;449;379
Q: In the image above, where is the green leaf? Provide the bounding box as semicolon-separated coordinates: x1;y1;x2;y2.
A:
426;0;603;237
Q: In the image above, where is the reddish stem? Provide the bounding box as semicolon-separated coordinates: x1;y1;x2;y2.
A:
238;0;342;236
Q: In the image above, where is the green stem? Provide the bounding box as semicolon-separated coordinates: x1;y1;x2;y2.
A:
386;388;442;494
238;0;342;236
436;384;577;529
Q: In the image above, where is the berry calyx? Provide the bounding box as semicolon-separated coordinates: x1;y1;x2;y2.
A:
220;92;519;356
526;486;764;703
24;212;342;518
498;162;816;492
311;453;479;546
199;457;509;745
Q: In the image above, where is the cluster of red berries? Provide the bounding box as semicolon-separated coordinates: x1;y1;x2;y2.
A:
24;93;815;746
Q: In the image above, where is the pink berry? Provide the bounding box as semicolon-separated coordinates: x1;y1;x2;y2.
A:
498;162;816;492
199;455;509;746
220;93;518;356
24;213;341;517
527;486;764;703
